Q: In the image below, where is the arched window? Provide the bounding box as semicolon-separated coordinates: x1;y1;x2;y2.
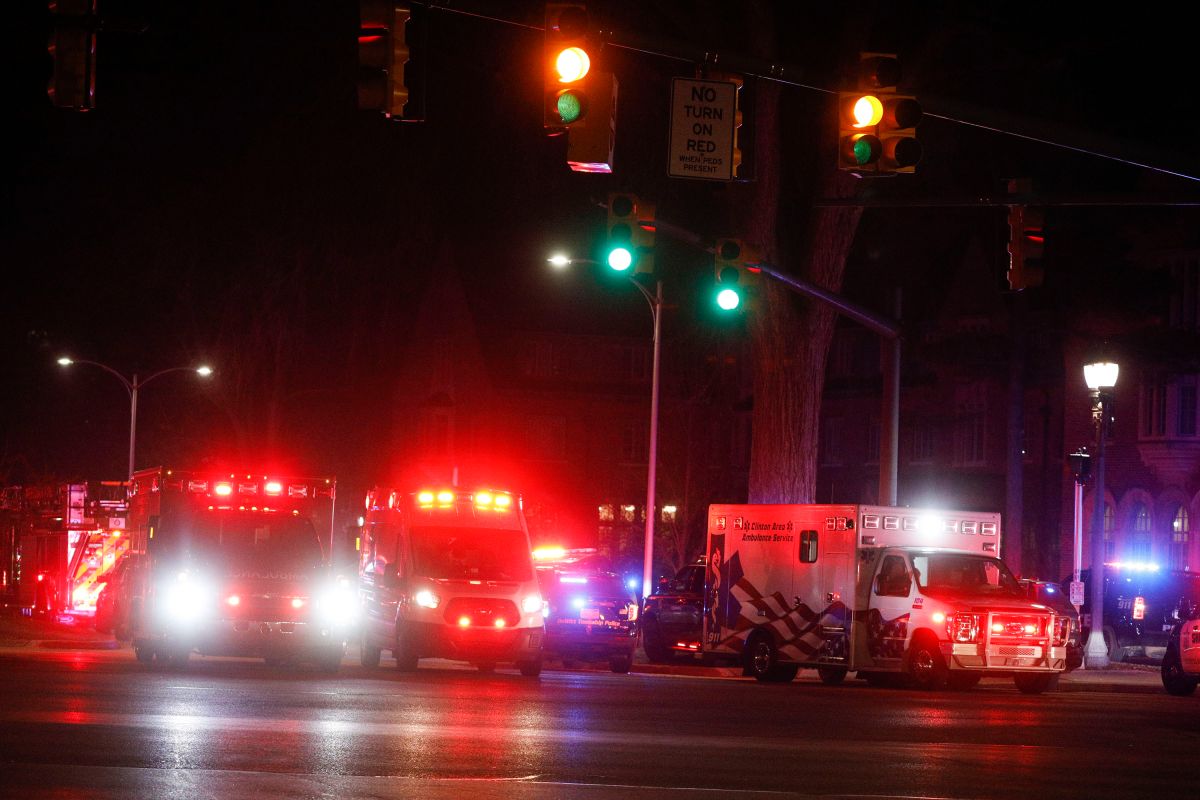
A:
1103;504;1116;561
1170;506;1191;571
1130;504;1152;563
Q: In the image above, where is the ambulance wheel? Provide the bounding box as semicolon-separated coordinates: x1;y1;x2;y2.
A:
817;666;848;685
392;632;420;672
1013;673;1059;695
162;647;191;669
360;642;381;668
609;654;632;674
905;637;947;690
134;642;155;664
947;671;983;691
747;634;793;682
518;657;543;677
1161;642;1198;696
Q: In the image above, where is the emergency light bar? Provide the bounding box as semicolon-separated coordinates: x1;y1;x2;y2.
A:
1105;561;1160;572
366;487;517;513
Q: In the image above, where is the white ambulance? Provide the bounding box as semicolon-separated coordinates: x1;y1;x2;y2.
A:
705;504;1070;693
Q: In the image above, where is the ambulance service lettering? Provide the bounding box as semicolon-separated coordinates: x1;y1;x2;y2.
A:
740;521;794;542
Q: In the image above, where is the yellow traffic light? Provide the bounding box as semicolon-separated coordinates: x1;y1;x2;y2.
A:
544;3;592;128
838;53;921;175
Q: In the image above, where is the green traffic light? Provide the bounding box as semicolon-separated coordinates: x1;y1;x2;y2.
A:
555;89;586;124
716;287;741;311
608;247;633;271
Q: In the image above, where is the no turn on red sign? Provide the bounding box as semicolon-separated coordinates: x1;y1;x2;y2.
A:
668;78;740;182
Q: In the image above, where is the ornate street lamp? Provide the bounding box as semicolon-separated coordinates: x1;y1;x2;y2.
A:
1083;359;1119;668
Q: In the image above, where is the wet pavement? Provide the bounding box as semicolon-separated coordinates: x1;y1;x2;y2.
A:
0;609;1167;694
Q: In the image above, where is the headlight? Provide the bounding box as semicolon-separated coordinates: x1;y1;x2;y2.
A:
413;590;440;609
521;593;545;614
161;572;214;623
945;612;981;643
316;581;359;626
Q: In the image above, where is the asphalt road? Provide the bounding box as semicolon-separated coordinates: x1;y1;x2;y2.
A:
0;642;1197;800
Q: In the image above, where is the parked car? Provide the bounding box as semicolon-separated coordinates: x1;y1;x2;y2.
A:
534;549;639;673
1019;578;1083;671
1161;601;1200;696
1072;565;1200;662
639;558;706;664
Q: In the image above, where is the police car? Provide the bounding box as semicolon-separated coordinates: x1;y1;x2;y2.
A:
533;548;639;673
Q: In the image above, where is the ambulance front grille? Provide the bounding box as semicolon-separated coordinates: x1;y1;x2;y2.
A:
996;646;1039;657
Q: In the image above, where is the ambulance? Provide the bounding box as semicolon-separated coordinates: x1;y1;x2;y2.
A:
705;504;1070;693
357;487;545;676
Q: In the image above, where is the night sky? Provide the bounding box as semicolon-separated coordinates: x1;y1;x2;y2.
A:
5;2;1199;501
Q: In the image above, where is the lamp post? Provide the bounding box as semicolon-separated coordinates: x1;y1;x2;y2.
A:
57;357;213;479
1083;359;1119;668
549;254;662;598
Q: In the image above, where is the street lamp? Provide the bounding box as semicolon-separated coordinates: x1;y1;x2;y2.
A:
548;254;663;598
57;357;213;480
1083;359;1119;668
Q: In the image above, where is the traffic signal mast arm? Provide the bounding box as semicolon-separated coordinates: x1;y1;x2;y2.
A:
649;216;900;339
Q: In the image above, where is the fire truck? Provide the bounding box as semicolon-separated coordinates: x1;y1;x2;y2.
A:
357;486;545;676
115;468;354;670
705;504;1070;694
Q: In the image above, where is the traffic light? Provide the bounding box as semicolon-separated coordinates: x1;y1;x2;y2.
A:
837;53;921;175
357;1;425;121
544;3;592;129
713;239;760;311
606;193;654;274
47;0;96;111
545;3;616;172
1007;206;1045;291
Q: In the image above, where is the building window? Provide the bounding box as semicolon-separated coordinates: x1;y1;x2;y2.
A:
911;423;934;464
1180;381;1197;437
1130;504;1152;563
1169;257;1200;331
620;504;637;523
1141;377;1167;438
1171;506;1191;571
953;384;988;467
598;504;614;523
661;505;677;523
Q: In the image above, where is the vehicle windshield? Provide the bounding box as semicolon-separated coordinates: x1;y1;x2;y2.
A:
911;553;1023;598
160;512;325;573
410;526;533;582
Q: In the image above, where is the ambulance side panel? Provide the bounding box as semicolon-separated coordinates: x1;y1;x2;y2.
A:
707;504;856;666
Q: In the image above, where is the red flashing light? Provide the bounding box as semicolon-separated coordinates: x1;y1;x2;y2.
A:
291;597;305;609
37;573;45;582
458;616;471;627
264;480;283;495
494;619;507;628
227;595;241;607
436;490;455;504
214;482;233;497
